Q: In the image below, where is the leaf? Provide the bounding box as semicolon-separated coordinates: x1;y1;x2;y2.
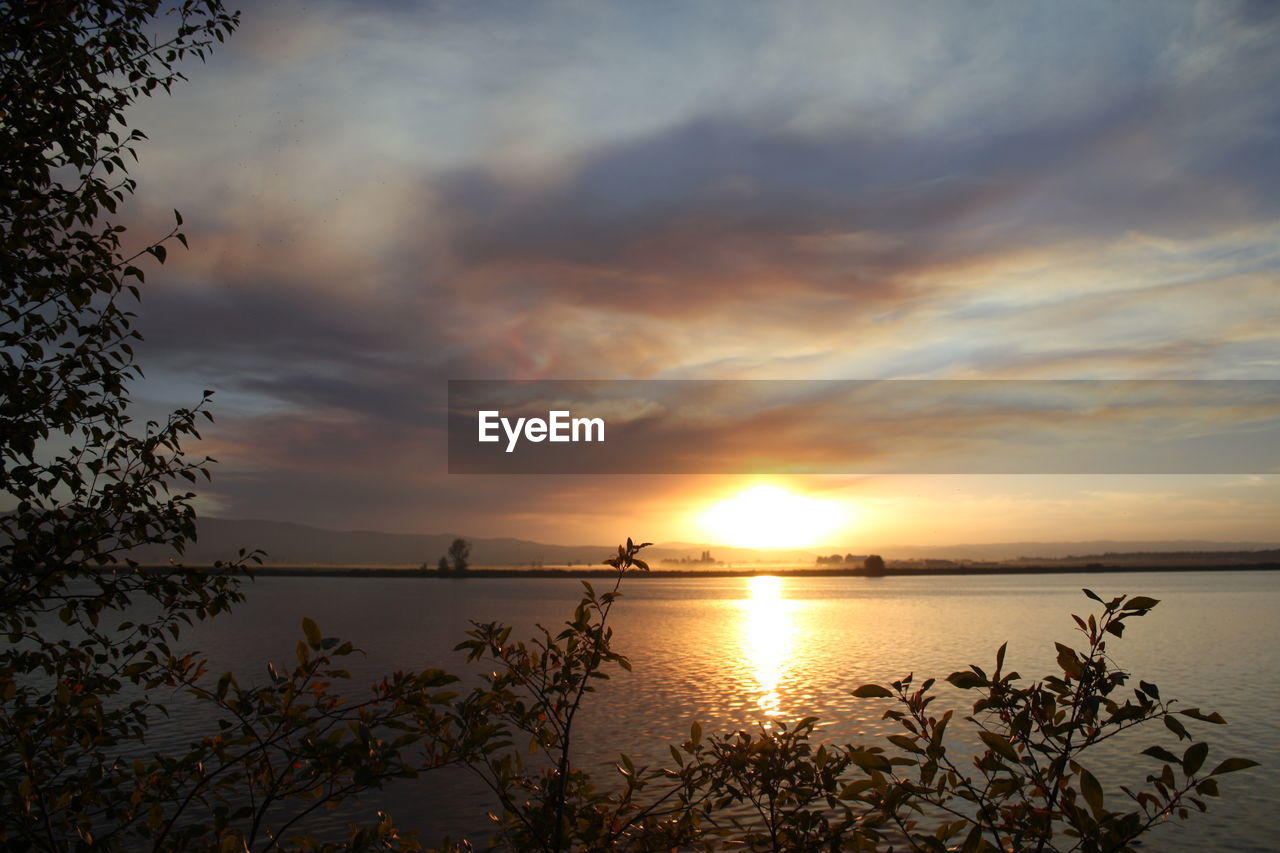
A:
1180;708;1227;724
946;670;986;690
840;779;877;799
302;617;322;648
959;823;985;853
1182;742;1209;776
1123;596;1160;612
1196;778;1220;796
978;731;1019;763
1138;680;1160;700
1055;642;1082;678
848;750;892;772
888;734;924;754
930;709;953;749
852;683;894;698
1141;745;1179;763
1210;757;1260;776
1080;767;1105;816
989;777;1022;798
1163;715;1188;741
1082;588;1103;603
220;833;247;853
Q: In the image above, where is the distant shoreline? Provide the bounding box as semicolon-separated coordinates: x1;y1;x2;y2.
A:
145;563;1280;580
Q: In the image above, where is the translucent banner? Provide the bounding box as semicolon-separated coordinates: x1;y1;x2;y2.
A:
447;380;1280;474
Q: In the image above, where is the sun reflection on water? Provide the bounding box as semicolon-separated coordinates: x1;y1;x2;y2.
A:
739;575;799;718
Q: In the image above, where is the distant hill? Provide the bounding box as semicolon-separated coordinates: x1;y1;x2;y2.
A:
124;518;1280;568
128;518;810;567
128;519;607;567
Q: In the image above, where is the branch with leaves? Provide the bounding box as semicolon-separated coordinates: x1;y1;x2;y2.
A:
848;592;1259;853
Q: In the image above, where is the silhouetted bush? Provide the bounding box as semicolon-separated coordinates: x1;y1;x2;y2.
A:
1;4;456;847
440;542;1257;852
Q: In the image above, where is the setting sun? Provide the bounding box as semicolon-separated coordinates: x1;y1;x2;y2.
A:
698;484;846;549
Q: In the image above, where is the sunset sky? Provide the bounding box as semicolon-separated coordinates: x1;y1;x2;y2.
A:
121;0;1280;549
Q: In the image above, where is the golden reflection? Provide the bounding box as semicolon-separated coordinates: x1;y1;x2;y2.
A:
739;575;798;718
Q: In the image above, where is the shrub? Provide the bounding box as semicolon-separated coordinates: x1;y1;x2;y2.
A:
443;543;1257;852
1;4;461;847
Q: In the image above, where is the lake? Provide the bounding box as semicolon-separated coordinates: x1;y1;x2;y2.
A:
159;569;1277;850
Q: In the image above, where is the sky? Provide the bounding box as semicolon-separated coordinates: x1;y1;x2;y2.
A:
119;0;1280;549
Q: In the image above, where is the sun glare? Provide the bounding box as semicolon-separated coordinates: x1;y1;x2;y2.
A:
740;575;795;717
699;484;845;549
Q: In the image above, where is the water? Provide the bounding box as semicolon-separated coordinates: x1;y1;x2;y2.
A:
152;570;1278;850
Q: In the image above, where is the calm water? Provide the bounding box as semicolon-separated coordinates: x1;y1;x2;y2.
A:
159;570;1277;850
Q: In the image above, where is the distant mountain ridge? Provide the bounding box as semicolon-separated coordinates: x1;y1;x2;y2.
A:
126;518;1280;567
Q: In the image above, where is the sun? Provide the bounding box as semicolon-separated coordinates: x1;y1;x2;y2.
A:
698;484;846;549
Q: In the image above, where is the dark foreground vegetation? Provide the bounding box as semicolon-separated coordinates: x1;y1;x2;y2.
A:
4;531;1264;851
0;2;1259;850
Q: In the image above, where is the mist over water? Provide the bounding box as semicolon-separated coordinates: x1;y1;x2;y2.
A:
160;570;1278;850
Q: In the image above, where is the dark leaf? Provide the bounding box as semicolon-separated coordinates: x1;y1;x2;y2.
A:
1141;746;1179;763
1182;742;1209;776
978;731;1019;762
302;617;322;648
1210;758;1260;776
947;671;986;690
1080;767;1105;816
852;684;894;698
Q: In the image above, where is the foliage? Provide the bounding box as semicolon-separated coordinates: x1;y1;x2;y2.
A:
0;1;246;845
151;619;460;852
846;591;1259;853
671;717;871;851
0;3;463;848
450;539;653;852
439;555;1256;852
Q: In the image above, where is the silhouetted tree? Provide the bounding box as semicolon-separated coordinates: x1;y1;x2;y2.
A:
864;554;886;571
0;5;457;847
449;537;472;573
438;556;451;574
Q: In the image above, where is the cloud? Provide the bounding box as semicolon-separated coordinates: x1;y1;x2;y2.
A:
111;0;1280;535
